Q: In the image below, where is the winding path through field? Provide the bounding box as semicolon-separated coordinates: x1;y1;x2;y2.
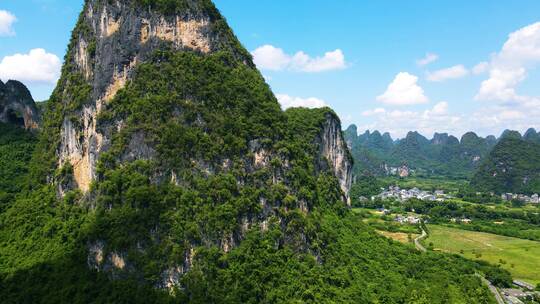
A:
477;275;505;304
414;227;427;252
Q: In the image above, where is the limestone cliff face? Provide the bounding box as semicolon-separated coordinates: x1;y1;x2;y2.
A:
56;0;251;192
316;112;353;205
51;0;354;291
0;80;40;130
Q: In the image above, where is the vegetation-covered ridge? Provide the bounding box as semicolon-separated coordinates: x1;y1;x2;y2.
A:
135;0;219;15
0;0;501;303
472;135;540;194
0;123;36;212
345;125;540;190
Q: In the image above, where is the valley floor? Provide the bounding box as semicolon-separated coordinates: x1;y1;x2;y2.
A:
424;225;540;285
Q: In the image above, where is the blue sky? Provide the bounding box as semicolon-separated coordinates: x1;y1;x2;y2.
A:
1;1;540;138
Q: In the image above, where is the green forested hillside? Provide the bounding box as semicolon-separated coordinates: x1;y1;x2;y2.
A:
471;136;540;194
0;123;36;212
0;48;497;303
0;0;502;303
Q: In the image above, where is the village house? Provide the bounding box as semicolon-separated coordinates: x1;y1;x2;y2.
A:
372;186;448;202
501;193;540;204
395;215;421;224
460;218;472;224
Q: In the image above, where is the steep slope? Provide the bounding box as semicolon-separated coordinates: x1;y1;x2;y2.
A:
391;131;433;166
0;1;499;302
343;128;388;176
44;0;254;193
523;128;540;143
6;0;354;292
460;132;495;163
471;135;540;194
0;80;40;130
0;80;39;211
0;122;36;212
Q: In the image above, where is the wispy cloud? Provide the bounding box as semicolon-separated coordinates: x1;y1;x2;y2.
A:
416;52;439;66
0;10;17;36
426;65;469;82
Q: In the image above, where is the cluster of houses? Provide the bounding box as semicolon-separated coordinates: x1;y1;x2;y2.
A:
372;186;449;202
501;193;540;204
374;208;423;225
394;214;422;224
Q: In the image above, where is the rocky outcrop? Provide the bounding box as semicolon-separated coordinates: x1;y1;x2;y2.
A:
87;240;129;274
51;0;355;293
0;80;40;130
157;247;195;292
316;112;353;204
56;0;250;192
58;106;105;192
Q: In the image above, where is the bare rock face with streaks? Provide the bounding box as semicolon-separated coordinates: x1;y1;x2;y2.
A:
48;0;353;292
56;0;246;192
316;112;353;205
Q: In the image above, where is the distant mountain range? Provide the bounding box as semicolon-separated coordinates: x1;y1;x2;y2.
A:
344;125;540;193
343;124;497;179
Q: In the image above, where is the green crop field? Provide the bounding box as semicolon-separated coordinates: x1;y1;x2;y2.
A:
425;225;540;285
379;176;468;193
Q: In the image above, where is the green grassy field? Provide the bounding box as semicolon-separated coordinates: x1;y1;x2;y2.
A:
377;230;419;244
380;176;467;193
425;225;540;285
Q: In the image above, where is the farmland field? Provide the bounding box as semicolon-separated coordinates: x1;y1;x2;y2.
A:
424;225;540;285
377;230;419;244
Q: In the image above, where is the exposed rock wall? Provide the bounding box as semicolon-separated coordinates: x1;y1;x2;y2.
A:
57;0;249;192
53;0;354;292
0;80;40;130
317;112;353;205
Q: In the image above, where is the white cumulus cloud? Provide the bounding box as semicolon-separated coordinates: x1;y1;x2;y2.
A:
0;48;62;85
416;53;439;66
376;72;429;105
476;22;540;102
252;45;347;72
0;10;16;36
426;65;469;82
276;94;327;110
251;45;290;71
476;67;526;101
